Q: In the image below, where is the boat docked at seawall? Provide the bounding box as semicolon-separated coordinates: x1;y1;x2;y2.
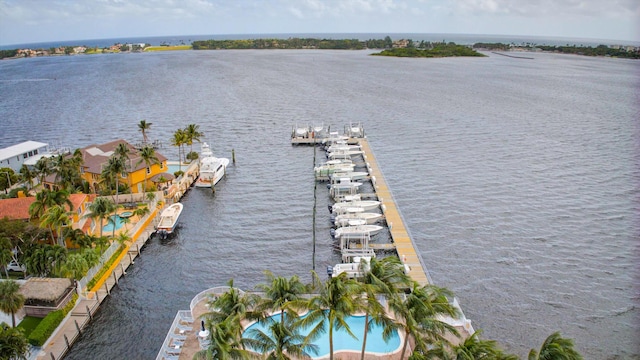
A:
331;224;384;238
157;202;184;237
195;142;230;188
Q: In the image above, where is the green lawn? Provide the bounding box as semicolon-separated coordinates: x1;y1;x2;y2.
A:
17;316;42;337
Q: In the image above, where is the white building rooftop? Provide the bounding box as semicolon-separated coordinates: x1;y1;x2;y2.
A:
0;141;48;161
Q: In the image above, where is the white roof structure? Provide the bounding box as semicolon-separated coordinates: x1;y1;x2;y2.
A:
0;141;48;162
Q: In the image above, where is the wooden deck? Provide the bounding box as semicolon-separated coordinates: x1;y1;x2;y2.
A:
358;138;430;286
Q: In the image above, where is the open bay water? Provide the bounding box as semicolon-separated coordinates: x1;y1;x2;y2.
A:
0;49;638;359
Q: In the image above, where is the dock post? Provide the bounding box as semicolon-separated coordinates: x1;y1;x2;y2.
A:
86;305;93;321
121;263;126;275
211;185;215;194
232;149;235;164
128;252;133;264
74;320;82;334
104;282;110;295
50;352;55;360
64;334;70;349
113;271;118;285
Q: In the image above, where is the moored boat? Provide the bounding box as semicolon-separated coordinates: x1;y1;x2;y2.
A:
195;143;230;188
331;224;384;238
331;199;380;212
157;203;184;237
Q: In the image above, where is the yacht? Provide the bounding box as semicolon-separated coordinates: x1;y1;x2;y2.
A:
195;143;230;188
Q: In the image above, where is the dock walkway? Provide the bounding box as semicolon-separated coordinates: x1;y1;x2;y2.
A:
358;138;432;286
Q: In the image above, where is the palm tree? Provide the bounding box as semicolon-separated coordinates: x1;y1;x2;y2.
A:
244;314;318;360
136;146;159;192
28;189;73;220
64;228;90;248
389;282;460;360
0;246;12;279
0;280;25;327
62;252;89;280
193;316;256;360
46;245;67;277
115;232;131;248
138;119;152;144
18;165;35;193
171;128;188;170
256;271;307;326
528;332;583;360
185;123;204;155
301;272;363;360
447;330;518;360
114;142;133;193
0;323;28;359
201;279;261;341
84;197;116;238
102;155;126;203
33;157;53;189
358;256;411;360
39;204;71;246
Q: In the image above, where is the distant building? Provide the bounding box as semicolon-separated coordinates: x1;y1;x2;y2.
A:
0;141;49;172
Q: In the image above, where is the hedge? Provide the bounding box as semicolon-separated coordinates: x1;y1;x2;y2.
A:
27;293;79;346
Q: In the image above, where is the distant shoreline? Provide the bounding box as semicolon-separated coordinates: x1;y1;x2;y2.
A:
1;36;638;60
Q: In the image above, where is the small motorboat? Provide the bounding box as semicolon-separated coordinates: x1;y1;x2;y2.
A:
157;202;184;238
331;224;384;238
331;200;380;212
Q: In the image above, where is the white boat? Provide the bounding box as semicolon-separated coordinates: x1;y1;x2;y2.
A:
331;224;384;238
330;171;369;181
333;209;383;227
329;256;373;279
331;200;380;212
195;143;230;188
157;203;184;236
314;160;356;177
327;149;363;160
325;144;361;153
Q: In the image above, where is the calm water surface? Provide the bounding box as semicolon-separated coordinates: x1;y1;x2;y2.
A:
1;50;638;359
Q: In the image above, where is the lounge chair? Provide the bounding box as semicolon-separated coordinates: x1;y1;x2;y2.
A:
176;323;192;332
164;345;181;355
170;340;184;348
170;334;187;341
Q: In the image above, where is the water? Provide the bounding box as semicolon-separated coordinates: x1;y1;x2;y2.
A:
101;215;126;233
0;49;638;359
244;313;401;357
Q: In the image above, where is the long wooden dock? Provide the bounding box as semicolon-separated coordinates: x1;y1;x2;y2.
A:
358;138;431;286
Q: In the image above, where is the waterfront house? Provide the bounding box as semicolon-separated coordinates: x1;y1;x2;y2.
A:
0;193;92;247
0;141;49;173
43;139;169;195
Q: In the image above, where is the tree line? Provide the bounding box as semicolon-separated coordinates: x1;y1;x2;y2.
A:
472;42;640;59
372;43;485;58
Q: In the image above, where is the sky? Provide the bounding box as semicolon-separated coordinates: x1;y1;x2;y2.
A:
0;0;638;46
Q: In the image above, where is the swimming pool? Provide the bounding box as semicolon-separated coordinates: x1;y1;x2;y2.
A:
243;312;401;357
102;214;125;232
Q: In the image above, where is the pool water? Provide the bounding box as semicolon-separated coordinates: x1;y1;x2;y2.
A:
102;215;126;232
243;312;401;357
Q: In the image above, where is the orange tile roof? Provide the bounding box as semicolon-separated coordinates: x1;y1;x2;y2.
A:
0;197;35;220
0;193;89;221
